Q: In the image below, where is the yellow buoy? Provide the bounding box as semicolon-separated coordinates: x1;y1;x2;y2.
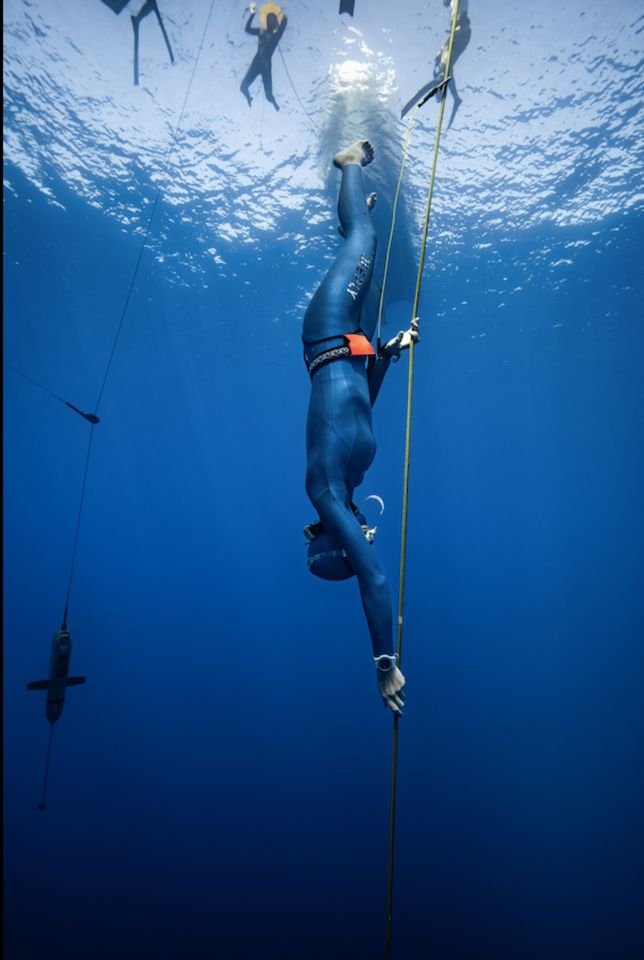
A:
259;2;284;30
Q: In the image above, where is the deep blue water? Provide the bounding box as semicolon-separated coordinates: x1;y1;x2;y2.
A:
4;2;644;958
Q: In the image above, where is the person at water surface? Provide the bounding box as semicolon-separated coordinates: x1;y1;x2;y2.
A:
302;140;419;715
434;0;471;129
240;1;287;111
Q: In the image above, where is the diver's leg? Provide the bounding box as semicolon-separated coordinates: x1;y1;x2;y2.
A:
302;156;377;341
338;191;376;238
240;57;261;106
131;14;141;86
446;75;462;130
433;49;444;81
434;47;447;99
262;63;279;110
151;0;175;63
334;145;375;235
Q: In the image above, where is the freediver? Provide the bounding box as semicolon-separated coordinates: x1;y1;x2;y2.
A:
434;0;471;130
400;0;470;122
302;140;419;715
240;2;288;111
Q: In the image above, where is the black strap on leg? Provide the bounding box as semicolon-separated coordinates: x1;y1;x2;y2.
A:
306;344;353;378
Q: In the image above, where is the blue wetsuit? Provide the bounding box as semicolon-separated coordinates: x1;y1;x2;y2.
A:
303;164;394;660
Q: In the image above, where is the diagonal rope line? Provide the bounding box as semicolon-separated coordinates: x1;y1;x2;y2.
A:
4;362;65;404
278;46;320;133
62;426;96;627
94;0;216;415
61;0;217;629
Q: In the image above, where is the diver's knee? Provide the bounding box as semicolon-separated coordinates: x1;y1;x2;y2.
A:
363;219;377;252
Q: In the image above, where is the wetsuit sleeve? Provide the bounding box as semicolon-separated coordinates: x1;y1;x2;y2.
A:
245;14;260;35
276;15;287;39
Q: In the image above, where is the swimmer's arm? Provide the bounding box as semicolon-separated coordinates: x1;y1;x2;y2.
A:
368;317;420;406
245;14;260;35
276;14;287;38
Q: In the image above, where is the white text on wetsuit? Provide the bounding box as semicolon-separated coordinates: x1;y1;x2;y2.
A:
347;254;372;301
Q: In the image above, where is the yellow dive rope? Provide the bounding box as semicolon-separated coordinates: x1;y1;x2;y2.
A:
384;3;462;957
376;113;417;351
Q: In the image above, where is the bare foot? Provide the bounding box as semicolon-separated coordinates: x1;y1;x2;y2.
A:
333;139;374;170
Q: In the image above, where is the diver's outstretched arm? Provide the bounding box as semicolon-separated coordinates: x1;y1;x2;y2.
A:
375;657;406;715
245;12;260;35
313;489;406;714
367;318;420;406
383;317;420;358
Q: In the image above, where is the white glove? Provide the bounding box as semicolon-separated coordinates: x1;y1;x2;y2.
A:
382;317;420;361
249;2;257;13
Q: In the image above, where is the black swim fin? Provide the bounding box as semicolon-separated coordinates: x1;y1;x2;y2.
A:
339;0;355;15
400;76;451;118
99;0;129;12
